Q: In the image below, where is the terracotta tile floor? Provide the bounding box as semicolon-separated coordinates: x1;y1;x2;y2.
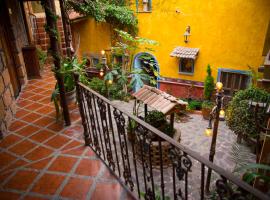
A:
0;66;135;200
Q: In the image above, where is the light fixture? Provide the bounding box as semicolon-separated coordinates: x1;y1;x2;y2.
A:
101;50;105;56
216;82;223;92
219;109;225;119
108;79;113;85
205;120;213;137
183;26;191;43
99;69;104;77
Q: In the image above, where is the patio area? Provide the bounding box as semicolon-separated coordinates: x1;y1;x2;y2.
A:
0;67;134;200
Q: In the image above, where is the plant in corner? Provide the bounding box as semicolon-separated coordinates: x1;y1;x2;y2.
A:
51;57;87;119
202;64;215;120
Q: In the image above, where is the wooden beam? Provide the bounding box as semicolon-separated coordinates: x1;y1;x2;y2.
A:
42;0;71;126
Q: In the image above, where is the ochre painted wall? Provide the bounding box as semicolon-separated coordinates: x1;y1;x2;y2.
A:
71;18;111;59
73;0;270;82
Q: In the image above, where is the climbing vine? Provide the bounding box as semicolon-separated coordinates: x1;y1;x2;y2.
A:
66;0;138;35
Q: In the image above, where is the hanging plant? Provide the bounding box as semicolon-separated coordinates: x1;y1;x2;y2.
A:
66;0;138;35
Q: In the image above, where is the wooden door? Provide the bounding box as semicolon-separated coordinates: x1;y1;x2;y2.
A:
0;5;21;97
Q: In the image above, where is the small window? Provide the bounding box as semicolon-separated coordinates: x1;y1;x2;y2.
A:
219;69;250;96
179;58;194;75
136;0;152;12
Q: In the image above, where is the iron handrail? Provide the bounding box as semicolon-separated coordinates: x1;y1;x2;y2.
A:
78;81;269;200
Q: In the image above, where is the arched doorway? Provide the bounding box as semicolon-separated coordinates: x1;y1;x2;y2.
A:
133;52;159;91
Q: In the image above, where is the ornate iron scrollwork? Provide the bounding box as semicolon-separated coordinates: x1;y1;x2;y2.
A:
85;92;101;155
169;147;192;199
97;98;115;171
113;108;134;191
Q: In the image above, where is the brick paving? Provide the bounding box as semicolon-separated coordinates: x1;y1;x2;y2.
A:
0;66;134;200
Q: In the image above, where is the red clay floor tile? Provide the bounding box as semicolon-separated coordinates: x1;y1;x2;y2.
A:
44;134;70;149
24;146;54;161
23;195;48;200
0;152;17;169
29;130;55;143
26;157;52;170
21;113;43;123
15;108;30;118
4;170;38;191
36;106;54;115
47;122;64;132
75;159;101;177
8;120;28;132
60;177;92;199
0;191;21;200
91;183;122;200
48;155;78;173
31;173;65;195
0;134;22;148
62;146;86;156
9;140;36;156
15;125;40;137
24;102;45;111
32;116;55;127
3;159;28;172
17;99;33;108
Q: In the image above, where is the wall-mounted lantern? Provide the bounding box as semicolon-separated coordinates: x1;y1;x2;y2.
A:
183;26;191;43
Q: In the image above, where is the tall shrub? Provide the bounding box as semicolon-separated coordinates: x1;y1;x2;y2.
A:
226;87;270;138
204;65;215;100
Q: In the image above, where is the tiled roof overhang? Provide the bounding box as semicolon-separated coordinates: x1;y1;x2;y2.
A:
132;85;187;114
170;46;200;59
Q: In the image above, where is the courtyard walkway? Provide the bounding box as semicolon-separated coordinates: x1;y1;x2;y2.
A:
0;67;134;200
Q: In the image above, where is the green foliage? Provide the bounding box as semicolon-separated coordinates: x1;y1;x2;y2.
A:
37;48;47;68
226;87;270;138
88;77;107;96
202;100;214;109
145;111;175;137
204;64;215;100
187;99;202;110
140;188;170;200
145;111;166;128
67;0;138;34
235;163;270;184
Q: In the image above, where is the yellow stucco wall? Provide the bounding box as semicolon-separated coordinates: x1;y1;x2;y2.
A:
71;18;111;59
73;0;270;82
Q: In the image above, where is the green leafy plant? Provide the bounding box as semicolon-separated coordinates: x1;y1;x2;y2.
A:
202;100;214;109
145;110;175;138
187;99;202;110
51;57;87;118
37;48;47;69
235;163;270;184
66;0;138;34
204;64;215;100
140;188;170;200
226;87;270;139
88;77;107;96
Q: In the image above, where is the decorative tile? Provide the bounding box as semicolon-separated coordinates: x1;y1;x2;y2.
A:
29;130;55;143
21;113;43;123
44;135;70;149
15;125;40;137
0;134;22;148
32;117;55;127
8;120;28;131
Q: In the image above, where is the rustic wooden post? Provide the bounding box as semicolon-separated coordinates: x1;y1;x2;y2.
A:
59;0;72;57
42;0;71;126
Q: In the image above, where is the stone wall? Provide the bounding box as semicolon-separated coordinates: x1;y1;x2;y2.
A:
35;17;66;55
0;60;17;137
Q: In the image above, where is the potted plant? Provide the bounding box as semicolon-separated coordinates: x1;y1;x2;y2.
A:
51;57;86;118
202;100;214;120
202;64;215;119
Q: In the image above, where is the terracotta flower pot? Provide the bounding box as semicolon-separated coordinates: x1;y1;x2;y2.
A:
202;107;211;120
64;89;76;104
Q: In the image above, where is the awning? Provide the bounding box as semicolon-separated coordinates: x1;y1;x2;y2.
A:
170;46;199;59
132;85;187;114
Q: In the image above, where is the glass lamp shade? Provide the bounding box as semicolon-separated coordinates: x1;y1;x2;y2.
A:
216;82;223;91
108;80;113;84
99;69;104;77
205;128;213;137
101;50;105;56
219;109;225;119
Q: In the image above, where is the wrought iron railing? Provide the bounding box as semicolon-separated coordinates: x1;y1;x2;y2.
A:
75;76;269;200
